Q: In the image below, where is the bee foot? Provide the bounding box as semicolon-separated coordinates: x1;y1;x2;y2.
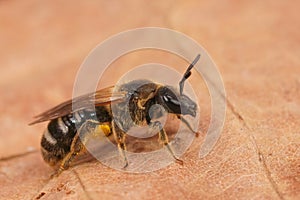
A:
50;166;65;178
50;171;60;178
175;158;184;165
122;161;129;169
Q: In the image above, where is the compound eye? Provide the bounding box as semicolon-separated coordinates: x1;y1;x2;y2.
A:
163;95;181;113
163;95;180;105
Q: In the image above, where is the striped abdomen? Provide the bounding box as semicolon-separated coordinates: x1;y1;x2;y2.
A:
41;106;111;166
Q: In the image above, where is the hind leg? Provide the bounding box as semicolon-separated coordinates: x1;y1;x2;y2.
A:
53;120;111;177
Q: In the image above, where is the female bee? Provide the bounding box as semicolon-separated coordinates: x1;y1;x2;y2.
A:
30;54;200;176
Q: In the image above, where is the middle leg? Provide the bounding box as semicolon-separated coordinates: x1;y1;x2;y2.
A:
112;120;128;168
150;121;183;165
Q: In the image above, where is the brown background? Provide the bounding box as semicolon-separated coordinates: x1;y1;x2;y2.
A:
0;1;299;200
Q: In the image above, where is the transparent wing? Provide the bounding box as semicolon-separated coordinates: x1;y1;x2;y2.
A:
29;86;125;125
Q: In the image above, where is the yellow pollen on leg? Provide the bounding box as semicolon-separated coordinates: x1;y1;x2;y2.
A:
94;124;111;137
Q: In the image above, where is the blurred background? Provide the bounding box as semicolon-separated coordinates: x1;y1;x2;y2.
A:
0;1;299;199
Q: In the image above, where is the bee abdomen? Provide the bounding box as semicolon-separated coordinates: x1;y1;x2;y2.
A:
40;107;111;165
40;110;88;165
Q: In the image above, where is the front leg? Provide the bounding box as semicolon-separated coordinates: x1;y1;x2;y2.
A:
177;115;199;137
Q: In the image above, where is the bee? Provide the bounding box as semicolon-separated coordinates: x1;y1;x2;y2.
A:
30;54;200;176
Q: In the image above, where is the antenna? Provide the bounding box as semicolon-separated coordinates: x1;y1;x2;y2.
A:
179;54;200;95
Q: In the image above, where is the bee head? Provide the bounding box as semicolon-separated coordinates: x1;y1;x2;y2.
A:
156;54;200;117
156;86;197;117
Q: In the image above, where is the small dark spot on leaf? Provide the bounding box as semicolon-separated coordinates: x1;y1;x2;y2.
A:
35;192;46;199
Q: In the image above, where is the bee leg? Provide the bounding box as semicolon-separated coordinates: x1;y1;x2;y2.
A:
151;121;184;165
112;120;128;168
52;134;84;177
53;120;100;177
177;115;199;137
